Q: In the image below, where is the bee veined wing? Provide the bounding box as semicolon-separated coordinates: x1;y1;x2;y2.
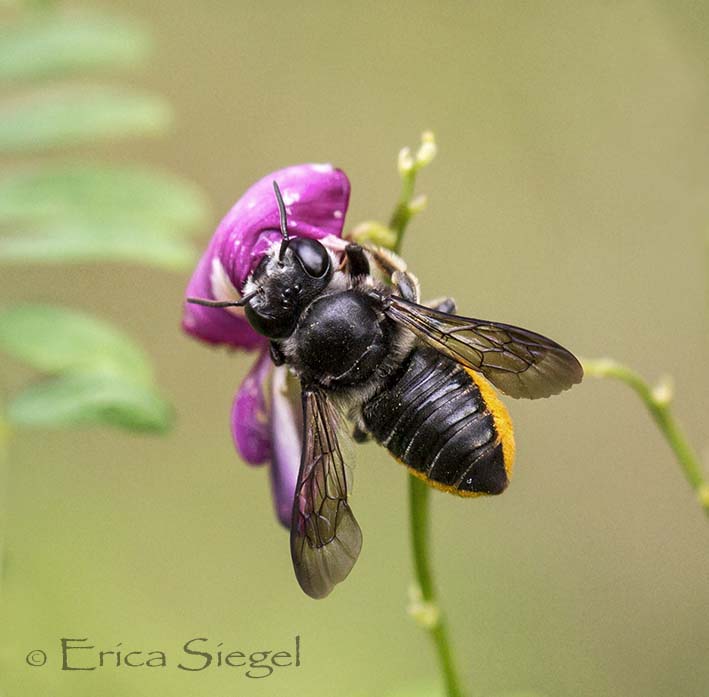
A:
386;296;583;399
290;388;363;599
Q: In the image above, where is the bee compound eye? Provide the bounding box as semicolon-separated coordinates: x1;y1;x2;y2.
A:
289;238;330;278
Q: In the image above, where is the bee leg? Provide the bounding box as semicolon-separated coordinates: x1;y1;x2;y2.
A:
391;270;421;303
269;341;285;366
364;245;408;277
351;423;371;443
426;296;457;313
344;244;370;278
346;408;371;442
364;245;421;302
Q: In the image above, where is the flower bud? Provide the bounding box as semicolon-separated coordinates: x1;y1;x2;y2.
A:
408;194;428;215
415;130;437;168
407;584;440;629
651;375;674;406
351;220;397;248
398;146;414;176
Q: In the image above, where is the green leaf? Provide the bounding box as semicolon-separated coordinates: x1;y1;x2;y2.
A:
0;305;152;382
0;10;151;83
7;371;173;432
0;306;174;434
0;163;210;232
0;85;172;153
0;223;197;269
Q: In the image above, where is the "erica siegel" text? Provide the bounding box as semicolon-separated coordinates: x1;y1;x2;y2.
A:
59;636;301;678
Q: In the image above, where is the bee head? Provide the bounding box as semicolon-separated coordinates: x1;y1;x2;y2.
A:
186;181;334;340
242;182;333;339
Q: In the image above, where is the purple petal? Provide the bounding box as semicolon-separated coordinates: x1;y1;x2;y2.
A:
231;349;272;465
183;250;266;349
216;164;350;290
269;365;302;528
182;164;350;349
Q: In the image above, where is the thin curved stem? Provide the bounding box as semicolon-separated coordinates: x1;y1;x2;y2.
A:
389;131;436;253
389;171;416;254
409;475;465;697
384;133;465;696
583;358;709;518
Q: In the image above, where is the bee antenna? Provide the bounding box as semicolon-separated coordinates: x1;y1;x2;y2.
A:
186;289;258;308
272;180;291;262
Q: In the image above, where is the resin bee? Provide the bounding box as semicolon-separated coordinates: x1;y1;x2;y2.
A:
189;182;583;599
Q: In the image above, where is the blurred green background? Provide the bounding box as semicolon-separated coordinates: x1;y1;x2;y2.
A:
1;1;708;696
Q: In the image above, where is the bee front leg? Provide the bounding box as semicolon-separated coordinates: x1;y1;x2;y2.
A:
344;244;371;278
269;341;286;366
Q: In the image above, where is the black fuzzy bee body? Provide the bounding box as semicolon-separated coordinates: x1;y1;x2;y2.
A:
188;181;581;599
288;288;396;390
281;284;514;497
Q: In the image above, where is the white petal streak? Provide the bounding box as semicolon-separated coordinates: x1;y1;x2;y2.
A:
210;257;245;317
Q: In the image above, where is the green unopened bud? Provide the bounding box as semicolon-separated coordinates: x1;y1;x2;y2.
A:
407;584;440;629
350;220;397;248
398;146;414;176
415;130;437;168
651;375;674;406
408;194;428;215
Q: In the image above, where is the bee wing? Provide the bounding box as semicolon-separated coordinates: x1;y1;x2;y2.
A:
386;296;583;399
290;388;363;599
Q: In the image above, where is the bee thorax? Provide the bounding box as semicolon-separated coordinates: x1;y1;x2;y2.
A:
287;290;391;389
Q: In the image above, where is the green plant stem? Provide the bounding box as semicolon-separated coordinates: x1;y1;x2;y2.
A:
389;172;416;254
584;358;709;518
409;475;465;697
387;136;465;696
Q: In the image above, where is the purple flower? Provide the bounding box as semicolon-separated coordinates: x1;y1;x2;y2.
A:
183;164;350;526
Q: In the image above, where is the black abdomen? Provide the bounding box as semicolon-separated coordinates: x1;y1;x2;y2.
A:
361;347;514;496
